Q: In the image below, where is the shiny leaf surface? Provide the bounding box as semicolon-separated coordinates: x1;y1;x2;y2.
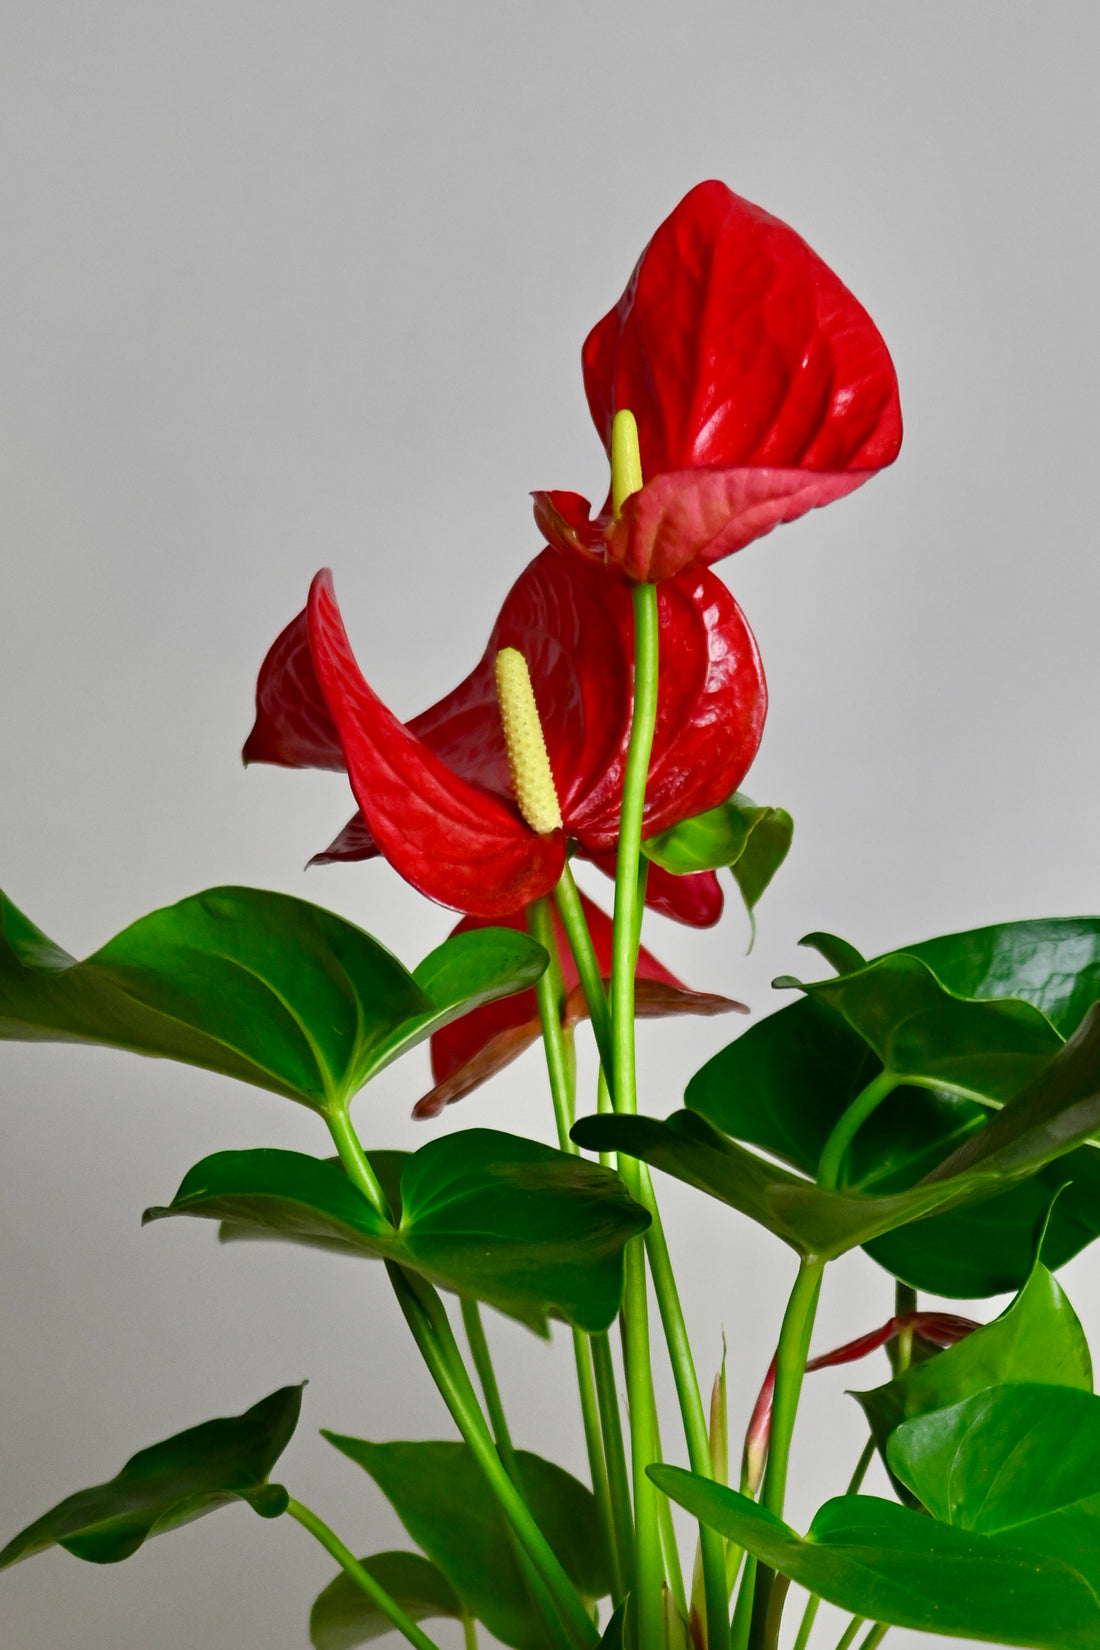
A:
854;1262;1092;1457
649;1467;1100;1649
145;1128;649;1334
0;887;545;1113
0;1386;302;1567
641;793;792;942
310;1551;463;1650
324;1438;611;1650
889;1383;1100;1591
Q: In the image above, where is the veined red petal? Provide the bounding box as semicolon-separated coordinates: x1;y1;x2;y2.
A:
309;810;378;866
243;607;345;769
584;180;901;480
307;570;564;918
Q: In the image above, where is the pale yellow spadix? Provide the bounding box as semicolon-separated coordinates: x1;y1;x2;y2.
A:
611;407;644;517
494;648;563;835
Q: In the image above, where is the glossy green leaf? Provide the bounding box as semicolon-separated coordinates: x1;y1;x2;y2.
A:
887;1384;1100;1610
310;1551;463;1650
0;1385;302;1567
776;951;1062;1108
145;1128;649;1334
324;1438;611;1650
0;887;546;1112
687;919;1100;1294
649;1466;1100;1649
570;1111;992;1259
641;793;792;937
854;1261;1092;1456
576;1017;1100;1260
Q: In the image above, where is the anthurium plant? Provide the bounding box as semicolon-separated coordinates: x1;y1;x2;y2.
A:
4;179;1098;1650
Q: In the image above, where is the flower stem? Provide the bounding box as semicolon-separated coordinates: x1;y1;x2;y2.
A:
591;1330;635;1598
816;1072;898;1190
833;1618;866;1650
286;1497;442;1650
554;859;615;1074
388;1264;598;1650
790;1436;876;1650
748;1256;825;1650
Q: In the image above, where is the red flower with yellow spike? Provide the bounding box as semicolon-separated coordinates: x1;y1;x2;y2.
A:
244;546;765;920
534;180;902;582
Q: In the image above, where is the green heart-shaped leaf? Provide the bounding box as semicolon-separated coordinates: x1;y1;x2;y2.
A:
776;952;1062;1108
310;1551;463;1650
0;1384;303;1567
649;1466;1100;1649
145;1128;649;1334
0;887;545;1113
686;919;1100;1293
324;1439;611;1650
854;1261;1091;1458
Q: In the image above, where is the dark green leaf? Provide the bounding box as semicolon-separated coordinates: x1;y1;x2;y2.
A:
854;1262;1092;1458
569;1111;996;1260
889;1384;1100;1602
145;1128;649;1335
0;1385;302;1567
0;888;545;1113
649;1466;1100;1649
687;920;1100;1294
779;952;1062;1107
310;1551;463;1650
324;1439;611;1650
798;932;867;976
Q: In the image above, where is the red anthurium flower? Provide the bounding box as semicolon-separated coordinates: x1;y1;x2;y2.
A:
416;892;746;1118
534;180;902;582
244;545;765;921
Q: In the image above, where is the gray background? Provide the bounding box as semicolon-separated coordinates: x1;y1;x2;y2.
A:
2;4;1098;1647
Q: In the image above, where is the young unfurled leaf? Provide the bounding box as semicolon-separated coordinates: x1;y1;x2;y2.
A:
145;1128;649;1335
0;887;545;1113
323;1438;611;1650
649;1466;1100;1650
0;1385;303;1568
310;1551;463;1650
854;1261;1091;1461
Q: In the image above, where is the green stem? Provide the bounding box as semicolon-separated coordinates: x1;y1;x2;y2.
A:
460;1297;576;1650
611;577;663;1650
816;1073;899;1190
791;1437;877;1650
554;859;615;1076
286;1497;442;1650
528;897;576;1151
461;1298;519;1474
641;1166;730;1650
463;1615;480;1650
324;1104;393;1222
388;1265;597;1650
856;1624;888;1650
528;896;621;1599
591;1330;635;1598
890;1283;917;1377
833;1618;866;1650
748;1257;825;1650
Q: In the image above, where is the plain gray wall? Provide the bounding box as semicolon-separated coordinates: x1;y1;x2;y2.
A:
2;4;1098;1647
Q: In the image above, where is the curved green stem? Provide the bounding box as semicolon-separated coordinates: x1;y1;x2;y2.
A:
462;1297;518;1474
591;1330;635;1598
388;1265;597;1650
554;860;615;1076
833;1617;866;1650
748;1257;825;1650
527;897;577;1151
791;1435;877;1650
816;1073;898;1190
286;1497;442;1650
856;1624;888;1650
324;1104;393;1222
